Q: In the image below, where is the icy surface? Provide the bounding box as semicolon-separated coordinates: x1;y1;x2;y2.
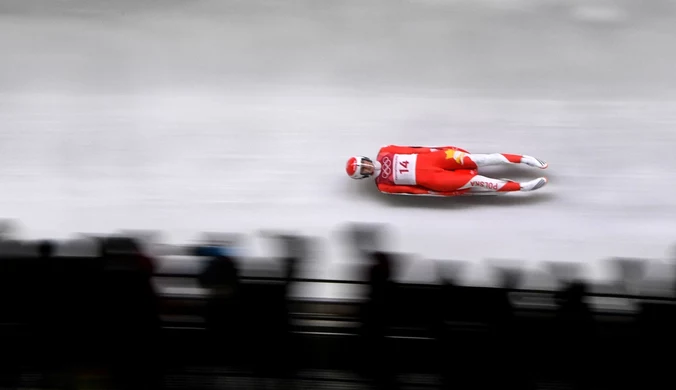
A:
2;0;676;293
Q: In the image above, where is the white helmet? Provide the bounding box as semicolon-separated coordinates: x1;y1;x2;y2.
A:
346;156;378;179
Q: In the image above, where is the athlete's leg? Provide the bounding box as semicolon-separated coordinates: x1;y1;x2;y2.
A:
419;150;548;170
468;153;548;169
417;169;546;193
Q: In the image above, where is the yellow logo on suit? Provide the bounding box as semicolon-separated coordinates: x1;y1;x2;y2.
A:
445;149;465;165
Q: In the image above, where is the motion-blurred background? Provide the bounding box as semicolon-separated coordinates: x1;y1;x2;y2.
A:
2;0;676;389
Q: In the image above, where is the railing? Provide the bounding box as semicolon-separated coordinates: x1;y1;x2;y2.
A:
1;228;675;389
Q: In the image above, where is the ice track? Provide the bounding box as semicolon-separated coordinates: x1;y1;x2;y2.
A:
2;0;676;298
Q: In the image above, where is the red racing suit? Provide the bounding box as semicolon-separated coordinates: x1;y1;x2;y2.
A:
375;145;502;195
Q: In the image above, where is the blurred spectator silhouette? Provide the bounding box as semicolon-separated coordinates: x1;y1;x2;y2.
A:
485;269;534;390
197;251;242;367
99;236;161;390
359;250;398;390
238;234;300;389
28;241;56;387
553;280;596;390
343;223;388;263
0;238;22;387
631;258;676;390
436;261;467;390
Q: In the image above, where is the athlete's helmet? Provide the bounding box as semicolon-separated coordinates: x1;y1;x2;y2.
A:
346;156;377;179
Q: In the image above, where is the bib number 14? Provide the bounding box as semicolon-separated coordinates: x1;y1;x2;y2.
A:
399;160;409;174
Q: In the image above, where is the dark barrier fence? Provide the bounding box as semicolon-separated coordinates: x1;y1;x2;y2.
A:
0;227;675;390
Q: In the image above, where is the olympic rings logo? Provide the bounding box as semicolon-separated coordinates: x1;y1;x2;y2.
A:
381;157;392;177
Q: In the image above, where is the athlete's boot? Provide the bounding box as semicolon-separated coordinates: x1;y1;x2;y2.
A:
519;177;548;191
519;155;549;169
468;153;548;169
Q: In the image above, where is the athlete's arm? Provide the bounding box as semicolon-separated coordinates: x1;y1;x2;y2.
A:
378;183;470;196
377;183;431;195
432;146;469;153
379;145;435;154
380;145;469;154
